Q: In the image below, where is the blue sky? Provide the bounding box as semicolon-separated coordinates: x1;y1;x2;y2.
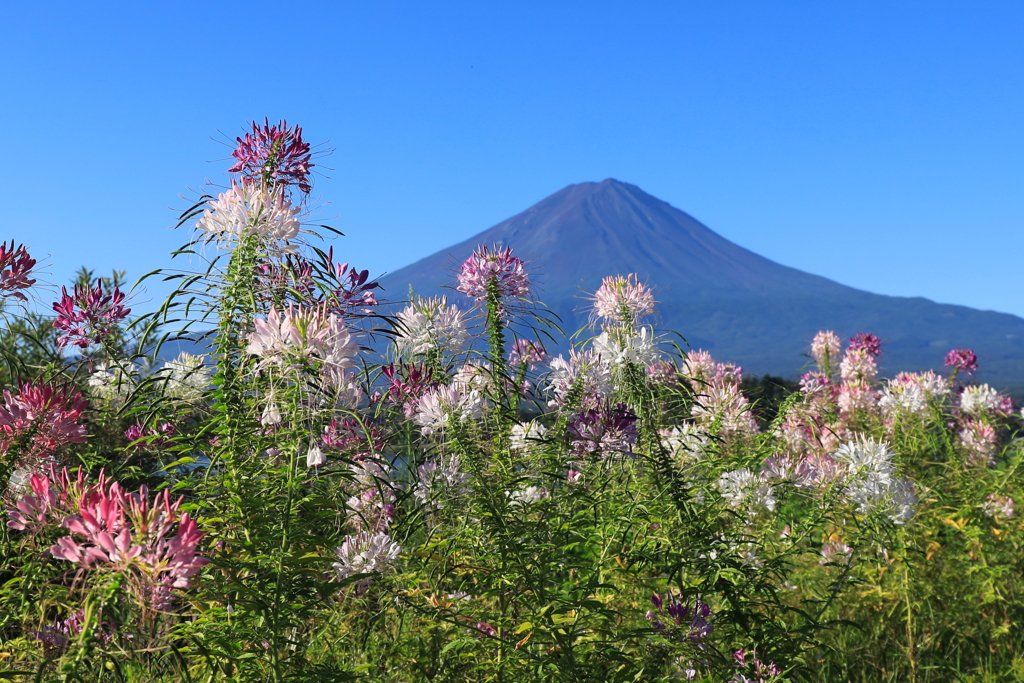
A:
3;1;1022;317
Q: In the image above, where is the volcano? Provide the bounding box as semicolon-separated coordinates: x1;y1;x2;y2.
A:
379;179;1024;391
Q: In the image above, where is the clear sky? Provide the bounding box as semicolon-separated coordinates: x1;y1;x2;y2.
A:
3;1;1022;317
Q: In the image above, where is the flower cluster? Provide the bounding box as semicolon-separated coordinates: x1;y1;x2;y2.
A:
52;280;130;350
332;531;401;590
395;296;470;357
546;348;612;411
455;244;530;304
0;383;87;466
229;118;314;193
646;590;713;643
508;339;547;371
196;183;301;253
834;436;917;524
413;384;485;435
160;352;210;403
567;403;638;457
591;273;655;326
246;304;360;392
8;469;208;610
0;241;37;302
810;331;842;372
945;347;978;374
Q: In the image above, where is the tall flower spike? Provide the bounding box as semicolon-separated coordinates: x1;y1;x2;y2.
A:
229;118;314;193
455;245;530;303
0;241;37;302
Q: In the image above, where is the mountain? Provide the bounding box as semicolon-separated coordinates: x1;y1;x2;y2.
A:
379;179;1024;392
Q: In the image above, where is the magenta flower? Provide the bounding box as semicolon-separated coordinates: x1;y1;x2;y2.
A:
945;347;978;374
321;418;386;459
125;422;176;450
0;241;37;302
646;590;713;642
849;332;881;357
381;363;437;417
0;383;88;464
52;280;130;350
568;403;638;457
455;245;530;304
229;118;314;193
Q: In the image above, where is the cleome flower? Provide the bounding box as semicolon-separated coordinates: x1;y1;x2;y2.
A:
455;244;530;305
413;384;485;436
0;241;37;302
196;182;302;254
246;304;360;389
229;118;314;193
9;469;209;610
591;273;655;327
332;531;401;588
52;280;130;350
810;331;842;372
546;348;612;411
0;383;88;466
160;352;211;403
945;347;978;375
394;295;470;357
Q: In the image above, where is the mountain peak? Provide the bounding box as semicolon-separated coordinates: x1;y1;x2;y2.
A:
380;181;1024;388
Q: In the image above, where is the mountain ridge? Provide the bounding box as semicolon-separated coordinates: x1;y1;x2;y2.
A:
380;180;1024;391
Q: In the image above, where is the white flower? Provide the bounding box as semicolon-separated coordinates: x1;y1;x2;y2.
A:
592;326;660;371
959;384;1002;416
394;296;470;356
261;395;282;425
451;362;493;393
834;435;895;478
716;468;776;513
982;494;1015;520
332;531;401;582
878;383;928;417
546;349;612;410
659;424;708;465
306;443;326;467
161;352;210;402
196;183;301;253
87;362;136;409
833;436;916;523
506;486;549;506
510;421;548;454
413;385;485;435
691;384;759;437
414;455;470;510
840;348;878;382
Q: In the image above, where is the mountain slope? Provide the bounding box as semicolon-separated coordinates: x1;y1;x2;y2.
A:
380;179;1024;390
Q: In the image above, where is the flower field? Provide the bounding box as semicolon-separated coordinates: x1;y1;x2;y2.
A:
1;121;1023;682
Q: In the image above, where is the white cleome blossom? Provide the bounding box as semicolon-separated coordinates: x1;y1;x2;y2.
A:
413;385;485;435
716;468;776;513
332;531;401;582
546;349;613;410
161;352;210;402
394;296;470;357
591;326;661;371
196;183;301;253
87;361;137;409
878;382;928;418
833;436;916;524
510;421;548;455
959;384;1002;416
506;485;549;506
414;454;471;510
659;424;708;465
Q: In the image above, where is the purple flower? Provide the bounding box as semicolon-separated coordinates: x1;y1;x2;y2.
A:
455;244;530;305
849;332;881;357
52;280;130;350
125;422;176;450
567;403;638;456
945;348;978;374
646;590;713;643
229;118;313;193
0;241;36;302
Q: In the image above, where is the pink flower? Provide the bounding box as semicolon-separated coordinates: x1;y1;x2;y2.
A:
810;331;842;371
246;304;359;389
455;245;530;305
0;241;37;302
229;118;314;193
945;348;978;374
125;422;176;450
508;339;547;370
44;472;209;609
51;280;130;350
0;383;87;464
591;273;655;326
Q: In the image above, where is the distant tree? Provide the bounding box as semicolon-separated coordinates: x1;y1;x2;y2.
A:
740;373;800;425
